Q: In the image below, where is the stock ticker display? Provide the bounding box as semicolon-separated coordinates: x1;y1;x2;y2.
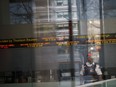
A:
0;34;116;49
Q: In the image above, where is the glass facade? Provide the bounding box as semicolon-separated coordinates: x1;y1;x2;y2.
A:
0;0;116;87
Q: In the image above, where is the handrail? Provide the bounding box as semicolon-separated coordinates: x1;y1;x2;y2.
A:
76;78;116;87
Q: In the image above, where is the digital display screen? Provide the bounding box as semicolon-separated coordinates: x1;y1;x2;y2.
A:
0;34;115;49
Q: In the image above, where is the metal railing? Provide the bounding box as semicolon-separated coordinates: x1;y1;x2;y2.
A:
76;78;116;87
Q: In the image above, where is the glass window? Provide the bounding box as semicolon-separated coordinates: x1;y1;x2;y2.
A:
57;12;63;18
63;13;68;18
1;0;116;87
55;0;68;6
56;0;63;6
63;0;68;5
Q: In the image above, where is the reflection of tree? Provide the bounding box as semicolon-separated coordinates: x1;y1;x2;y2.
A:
104;0;116;18
78;0;100;19
78;0;101;63
9;0;32;24
86;0;100;19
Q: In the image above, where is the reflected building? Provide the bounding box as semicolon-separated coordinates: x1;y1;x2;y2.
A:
0;0;116;86
33;0;79;82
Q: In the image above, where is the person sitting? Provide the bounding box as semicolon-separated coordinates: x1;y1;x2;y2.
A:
80;57;102;84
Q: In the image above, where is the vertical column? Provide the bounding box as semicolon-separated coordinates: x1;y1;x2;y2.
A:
68;0;75;84
0;0;10;24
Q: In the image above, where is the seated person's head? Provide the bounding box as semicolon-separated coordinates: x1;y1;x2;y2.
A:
87;57;93;63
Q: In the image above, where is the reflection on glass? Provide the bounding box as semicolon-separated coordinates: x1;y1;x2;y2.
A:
0;0;116;87
9;0;33;24
88;20;101;63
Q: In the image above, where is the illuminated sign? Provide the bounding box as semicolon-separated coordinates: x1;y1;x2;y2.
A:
0;33;115;49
